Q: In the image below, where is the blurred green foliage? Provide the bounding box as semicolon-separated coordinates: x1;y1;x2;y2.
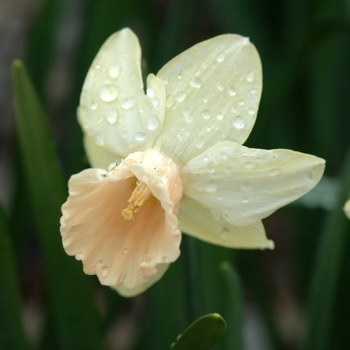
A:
3;0;350;348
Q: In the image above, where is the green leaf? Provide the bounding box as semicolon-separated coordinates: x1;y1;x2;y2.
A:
302;146;350;350
219;262;244;350
0;204;30;349
12;60;102;349
171;313;227;350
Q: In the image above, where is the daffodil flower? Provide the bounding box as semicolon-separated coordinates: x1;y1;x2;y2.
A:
344;199;350;219
60;28;325;297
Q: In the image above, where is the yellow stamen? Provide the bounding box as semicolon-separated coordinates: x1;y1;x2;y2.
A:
121;181;152;220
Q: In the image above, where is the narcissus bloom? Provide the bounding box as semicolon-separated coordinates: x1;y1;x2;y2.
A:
344;200;350;219
60;28;325;297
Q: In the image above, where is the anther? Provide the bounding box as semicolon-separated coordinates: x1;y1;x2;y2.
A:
121;181;152;220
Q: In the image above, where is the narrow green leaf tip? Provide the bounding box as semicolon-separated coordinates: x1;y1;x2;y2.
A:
170;313;227;350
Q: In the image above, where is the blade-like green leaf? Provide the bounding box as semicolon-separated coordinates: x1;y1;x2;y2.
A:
219;262;244;350
0;204;30;349
302;146;350;350
171;313;226;350
12;60;102;349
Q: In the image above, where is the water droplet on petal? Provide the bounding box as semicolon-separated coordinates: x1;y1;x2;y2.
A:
108;63;120;78
201;109;211;119
90;102;98;110
216;82;224;91
101;266;109;277
228;86;236;96
233;116;246;129
217;113;224;120
238;100;244;106
216;194;223;201
122;98;136;109
189;77;202;88
176;91;187;102
216;52;226;62
135;131;146;142
205;182;217;193
246;71;255;82
146;115;159;130
166;95;174;108
182;108;192;123
220;227;230;239
251;88;258;94
123;248;129;254
108;163;117;172
94;64;101;70
242;198;249;204
95;131;105;146
99;85;118;102
105;108;118;124
248;108;255;115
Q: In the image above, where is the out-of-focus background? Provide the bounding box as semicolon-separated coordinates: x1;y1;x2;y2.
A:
1;0;350;349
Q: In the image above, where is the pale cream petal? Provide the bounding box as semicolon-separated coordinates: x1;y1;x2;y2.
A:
113;263;169;297
344;199;350;220
78;28;166;163
60;150;183;290
182;141;325;226
83;134;122;169
155;34;261;164
178;196;273;249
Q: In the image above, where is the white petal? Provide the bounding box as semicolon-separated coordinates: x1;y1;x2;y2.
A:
344;199;350;220
79;28;166;162
113;263;169;297
83;134;122;169
178;196;273;249
182;141;325;226
155;34;261;164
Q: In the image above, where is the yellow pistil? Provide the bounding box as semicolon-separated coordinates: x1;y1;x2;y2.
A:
121;181;152;220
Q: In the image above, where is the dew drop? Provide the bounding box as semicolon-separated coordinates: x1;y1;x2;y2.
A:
105;108;118;124
216;52;226;62
176;91;187;102
146;115;159;130
94;64;101;70
135;131;146;142
251;88;258;94
101;266;109;277
95;131;105;146
220;227;230;239
233;116;246;129
242;198;249;204
217;113;224;120
205;182;217;193
123;248;129;254
189;77;202;88
90;102;98;110
238;100;244;106
246;71;255;82
152;99;159;108
108;163;117;172
201;109;211;119
108;63;120;78
166;95;174;108
216;82;224;91
228;86;237;96
216;194;223;201
182;108;192;123
248;108;255;115
122;97;136;109
99;85;118;102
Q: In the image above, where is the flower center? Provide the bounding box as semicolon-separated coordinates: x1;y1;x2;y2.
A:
121;180;152;220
